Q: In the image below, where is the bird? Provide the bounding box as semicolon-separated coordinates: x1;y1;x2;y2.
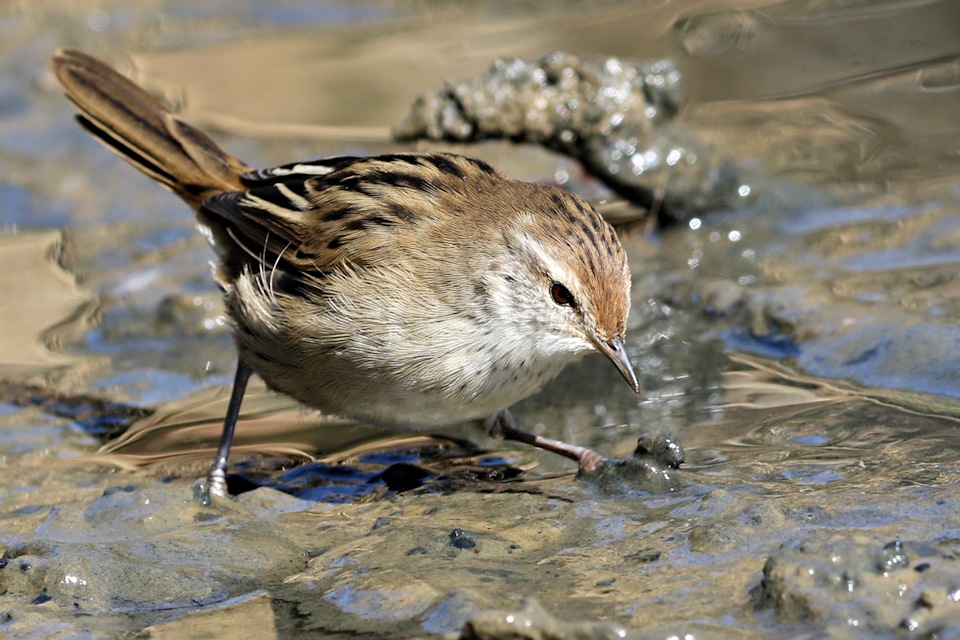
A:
51;49;640;496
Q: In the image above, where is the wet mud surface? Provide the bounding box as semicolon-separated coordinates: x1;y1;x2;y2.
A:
3;1;960;638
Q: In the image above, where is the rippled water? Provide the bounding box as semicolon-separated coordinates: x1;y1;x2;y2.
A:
2;1;960;638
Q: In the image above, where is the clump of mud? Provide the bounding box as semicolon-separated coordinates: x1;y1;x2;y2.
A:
394;52;742;224
756;535;960;635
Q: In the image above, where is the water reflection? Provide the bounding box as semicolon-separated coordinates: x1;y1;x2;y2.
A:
0;232;92;377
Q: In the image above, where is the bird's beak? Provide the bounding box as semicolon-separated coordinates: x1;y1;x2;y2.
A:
592;335;640;395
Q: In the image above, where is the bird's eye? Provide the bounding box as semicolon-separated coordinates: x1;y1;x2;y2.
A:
550;282;576;307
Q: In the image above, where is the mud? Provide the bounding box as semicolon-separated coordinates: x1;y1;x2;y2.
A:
394;52;741;223
2;1;960;638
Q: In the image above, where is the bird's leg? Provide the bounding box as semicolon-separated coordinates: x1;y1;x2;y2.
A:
486;409;607;474
206;358;252;497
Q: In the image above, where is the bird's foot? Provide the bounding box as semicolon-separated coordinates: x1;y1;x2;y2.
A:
192;468;229;506
487;409;609;476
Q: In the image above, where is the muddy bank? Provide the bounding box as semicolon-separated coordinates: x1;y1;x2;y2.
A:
2;1;960;638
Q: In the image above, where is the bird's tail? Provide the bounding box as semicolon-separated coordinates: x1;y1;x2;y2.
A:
51;49;249;208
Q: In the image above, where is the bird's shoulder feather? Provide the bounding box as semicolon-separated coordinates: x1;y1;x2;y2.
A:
200;152;505;277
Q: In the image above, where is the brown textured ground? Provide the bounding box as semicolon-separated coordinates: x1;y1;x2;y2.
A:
2;1;960;638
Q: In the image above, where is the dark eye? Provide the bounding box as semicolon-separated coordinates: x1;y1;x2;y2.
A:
550;282;576;307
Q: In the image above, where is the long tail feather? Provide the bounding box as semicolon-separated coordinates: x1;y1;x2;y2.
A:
51;49;249;207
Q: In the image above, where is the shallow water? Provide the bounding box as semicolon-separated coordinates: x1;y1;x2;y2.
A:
2;1;960;638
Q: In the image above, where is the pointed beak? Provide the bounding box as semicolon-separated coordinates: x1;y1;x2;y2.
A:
592;336;640;395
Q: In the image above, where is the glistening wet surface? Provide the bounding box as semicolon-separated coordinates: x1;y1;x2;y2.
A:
2;1;960;638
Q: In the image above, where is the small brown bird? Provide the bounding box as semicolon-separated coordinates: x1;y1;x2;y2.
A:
52;49;639;495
